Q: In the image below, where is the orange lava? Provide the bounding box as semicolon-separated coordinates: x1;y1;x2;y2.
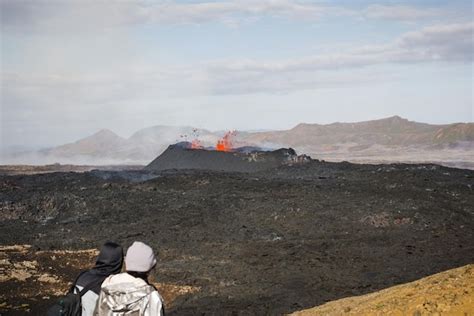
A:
216;131;235;152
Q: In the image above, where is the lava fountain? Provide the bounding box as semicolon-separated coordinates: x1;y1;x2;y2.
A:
216;131;236;152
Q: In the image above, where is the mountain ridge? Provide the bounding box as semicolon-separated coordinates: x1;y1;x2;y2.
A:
244;116;471;148
3;116;473;166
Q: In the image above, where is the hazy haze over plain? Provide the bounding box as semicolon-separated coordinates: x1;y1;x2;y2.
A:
1;0;473;151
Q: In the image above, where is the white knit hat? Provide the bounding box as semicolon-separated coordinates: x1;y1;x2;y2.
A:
125;241;157;272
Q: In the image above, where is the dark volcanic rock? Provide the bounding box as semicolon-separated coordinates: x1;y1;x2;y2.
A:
0;161;473;315
145;142;306;172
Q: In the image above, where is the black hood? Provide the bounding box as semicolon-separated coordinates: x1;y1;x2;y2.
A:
76;241;123;294
94;241;124;274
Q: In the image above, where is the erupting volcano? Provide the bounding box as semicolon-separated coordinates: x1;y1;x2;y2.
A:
146;139;310;173
145;128;311;172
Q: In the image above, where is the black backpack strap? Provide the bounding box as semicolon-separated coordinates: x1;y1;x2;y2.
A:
77;276;105;297
68;270;88;294
69;270;105;297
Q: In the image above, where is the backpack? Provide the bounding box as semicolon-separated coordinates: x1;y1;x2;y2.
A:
97;278;165;316
97;284;154;315
47;271;102;316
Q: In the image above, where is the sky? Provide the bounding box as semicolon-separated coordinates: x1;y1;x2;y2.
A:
0;0;473;149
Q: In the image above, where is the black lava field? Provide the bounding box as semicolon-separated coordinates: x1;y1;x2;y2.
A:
1;160;473;315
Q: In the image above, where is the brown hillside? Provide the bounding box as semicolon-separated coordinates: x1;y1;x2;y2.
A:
434;123;474;143
46;129;128;157
242;116;473;147
291;264;474;316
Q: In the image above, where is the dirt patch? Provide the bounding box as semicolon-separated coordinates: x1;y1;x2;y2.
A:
292;264;474;315
360;212;413;228
154;283;201;306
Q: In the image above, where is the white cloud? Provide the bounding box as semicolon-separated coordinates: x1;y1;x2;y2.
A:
202;22;473;94
146;1;329;24
1;1;452;33
364;4;441;20
2;22;472;104
396;22;474;61
0;0;341;33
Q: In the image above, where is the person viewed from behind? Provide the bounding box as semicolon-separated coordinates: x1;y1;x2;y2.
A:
74;241;124;315
97;241;165;316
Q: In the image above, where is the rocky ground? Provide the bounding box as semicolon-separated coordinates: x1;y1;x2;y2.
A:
0;160;473;315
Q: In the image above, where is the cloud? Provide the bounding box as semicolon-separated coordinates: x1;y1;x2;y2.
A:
146;1;330;24
2;21;472;105
396;23;474;61
364;4;442;20
1;0;453;33
0;1;139;33
207;22;473;76
0;0;341;33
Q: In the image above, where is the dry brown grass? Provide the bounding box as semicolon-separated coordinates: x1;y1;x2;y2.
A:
291;264;474;316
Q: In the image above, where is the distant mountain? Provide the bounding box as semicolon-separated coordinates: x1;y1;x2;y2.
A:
34;126;223;165
433;123;474;144
241;116;474;149
237;116;474;169
3;117;473;167
44;129;128;157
